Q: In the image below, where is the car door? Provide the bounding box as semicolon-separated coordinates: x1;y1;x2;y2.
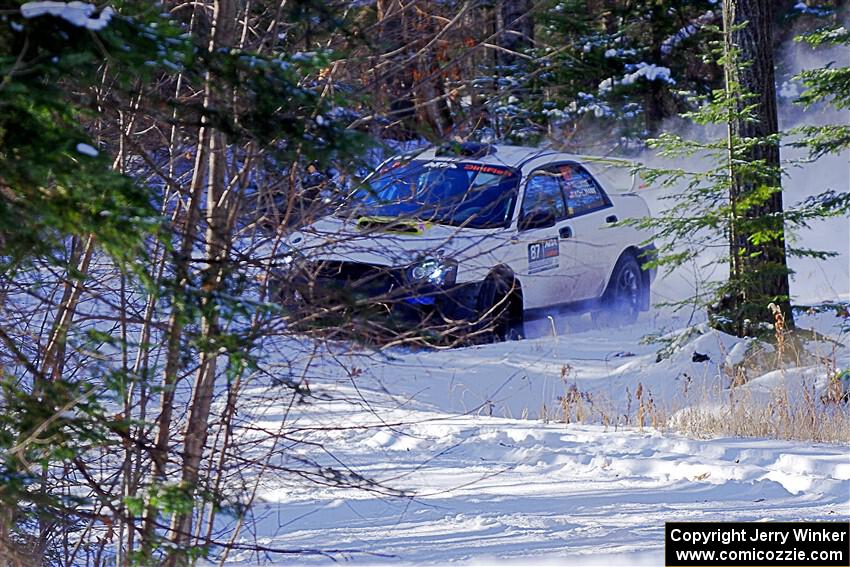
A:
514;166;575;309
557;163;619;301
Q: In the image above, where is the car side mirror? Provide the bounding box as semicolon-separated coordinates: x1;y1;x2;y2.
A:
519;209;556;231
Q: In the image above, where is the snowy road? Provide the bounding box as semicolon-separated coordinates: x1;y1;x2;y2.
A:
220;313;850;565
226;415;848;565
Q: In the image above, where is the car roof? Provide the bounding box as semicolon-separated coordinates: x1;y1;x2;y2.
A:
409;144;589;170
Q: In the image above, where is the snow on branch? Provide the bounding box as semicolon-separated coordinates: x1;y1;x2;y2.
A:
20;1;114;31
661;11;716;56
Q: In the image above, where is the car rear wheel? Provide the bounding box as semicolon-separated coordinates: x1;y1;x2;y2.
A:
592;253;643;327
476;276;524;342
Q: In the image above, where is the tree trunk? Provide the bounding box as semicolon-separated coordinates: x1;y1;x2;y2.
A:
39;235;95;383
411;5;453;138
164;0;238;562
644;3;669;137
722;0;794;336
139;124;209;561
497;0;533;68
493;0;534;139
376;0;417;138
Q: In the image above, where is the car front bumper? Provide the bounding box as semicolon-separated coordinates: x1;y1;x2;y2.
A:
274;260;483;327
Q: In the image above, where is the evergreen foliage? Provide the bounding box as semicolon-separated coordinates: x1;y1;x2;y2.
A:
793;24;850;157
630;15;847;337
514;0;722;150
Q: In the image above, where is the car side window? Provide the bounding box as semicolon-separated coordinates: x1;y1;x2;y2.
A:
558;164;611;217
521;169;567;222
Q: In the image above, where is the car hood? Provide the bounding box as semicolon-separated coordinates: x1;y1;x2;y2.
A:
284;215;503;267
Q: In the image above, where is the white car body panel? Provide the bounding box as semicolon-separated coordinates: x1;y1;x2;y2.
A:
285;145;654;315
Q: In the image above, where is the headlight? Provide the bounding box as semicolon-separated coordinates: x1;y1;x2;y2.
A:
407;259;457;286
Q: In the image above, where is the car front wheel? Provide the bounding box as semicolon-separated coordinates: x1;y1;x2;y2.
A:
475;276;524;342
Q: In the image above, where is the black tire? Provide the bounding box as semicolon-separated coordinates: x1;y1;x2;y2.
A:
592;253;644;327
476;276;524;342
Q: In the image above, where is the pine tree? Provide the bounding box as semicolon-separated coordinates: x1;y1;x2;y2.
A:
629;6;848;338
525;0;722;151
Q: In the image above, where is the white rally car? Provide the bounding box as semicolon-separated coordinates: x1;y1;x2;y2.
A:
279;143;655;340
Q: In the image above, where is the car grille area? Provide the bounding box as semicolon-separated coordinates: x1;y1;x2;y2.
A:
297;260;405;301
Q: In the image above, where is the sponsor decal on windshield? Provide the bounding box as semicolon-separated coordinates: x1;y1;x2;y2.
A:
379;160;407;173
528;238;559;274
463;164;513;176
422;161;457;169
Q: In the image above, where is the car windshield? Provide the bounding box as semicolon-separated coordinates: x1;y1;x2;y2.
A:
343;160;519;229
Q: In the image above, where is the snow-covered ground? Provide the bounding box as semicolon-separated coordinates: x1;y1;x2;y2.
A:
232;420;848;565
212;140;850;564
217;310;850;565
